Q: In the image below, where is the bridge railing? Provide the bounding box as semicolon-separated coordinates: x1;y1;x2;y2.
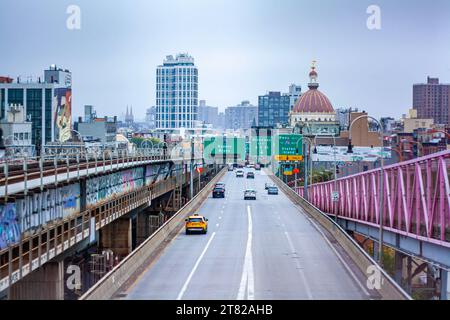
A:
297;150;450;246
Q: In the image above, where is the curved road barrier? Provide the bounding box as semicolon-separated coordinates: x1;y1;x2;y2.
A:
268;171;412;300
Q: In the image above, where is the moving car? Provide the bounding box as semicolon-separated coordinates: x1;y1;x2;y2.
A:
215;182;226;190
212;186;225;198
244;189;257;200
236;170;245;178
246;172;255;179
185;214;208;234
255;164;261;171
265;182;272;190
267;186;279;195
228;165;234;171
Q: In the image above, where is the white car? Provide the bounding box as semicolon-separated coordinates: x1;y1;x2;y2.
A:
244;189;257;200
236;170;244;178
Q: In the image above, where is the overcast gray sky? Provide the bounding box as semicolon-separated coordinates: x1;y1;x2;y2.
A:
1;0;449;120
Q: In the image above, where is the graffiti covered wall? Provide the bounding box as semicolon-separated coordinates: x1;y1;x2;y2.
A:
86;167;144;207
0;203;21;250
16;183;81;234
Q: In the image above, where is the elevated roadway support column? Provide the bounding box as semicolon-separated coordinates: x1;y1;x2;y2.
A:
394;251;405;285
100;217;132;261
440;269;449;300
8;261;64;300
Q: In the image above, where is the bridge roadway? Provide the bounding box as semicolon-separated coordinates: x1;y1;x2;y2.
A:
124;169;379;300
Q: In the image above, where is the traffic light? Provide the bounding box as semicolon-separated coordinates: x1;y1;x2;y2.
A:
0;128;5;150
347;140;354;154
412;144;418;157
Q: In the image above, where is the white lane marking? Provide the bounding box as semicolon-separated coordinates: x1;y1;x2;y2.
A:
177;232;216;300
237;206;254;300
216;224;220;227
304;215;371;297
284;231;313;300
219;216;222;220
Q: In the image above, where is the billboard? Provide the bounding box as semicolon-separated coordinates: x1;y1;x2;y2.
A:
54;88;72;142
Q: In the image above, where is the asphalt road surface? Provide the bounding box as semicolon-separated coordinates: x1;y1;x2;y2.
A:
125;169;375;300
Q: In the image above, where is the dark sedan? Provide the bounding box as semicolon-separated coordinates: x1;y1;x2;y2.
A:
268;186;279;195
212;187;225;198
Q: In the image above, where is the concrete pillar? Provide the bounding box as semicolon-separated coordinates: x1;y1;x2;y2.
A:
9;261;64;300
440;269;449;300
394;251;404;285
373;241;379;262
406;256;413;294
135;211;149;247
100;217;132;260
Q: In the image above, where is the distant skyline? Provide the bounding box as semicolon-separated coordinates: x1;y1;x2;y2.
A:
1;0;449;121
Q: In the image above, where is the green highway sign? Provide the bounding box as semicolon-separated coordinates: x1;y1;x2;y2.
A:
276;134;303;156
250;135;272;157
203;137;245;161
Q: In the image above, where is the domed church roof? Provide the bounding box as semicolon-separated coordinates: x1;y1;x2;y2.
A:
292;61;334;114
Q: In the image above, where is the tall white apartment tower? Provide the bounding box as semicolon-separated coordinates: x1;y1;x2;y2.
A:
156;53;198;130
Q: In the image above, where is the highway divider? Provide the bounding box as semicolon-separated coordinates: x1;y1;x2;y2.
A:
267;170;412;300
80;166;227;300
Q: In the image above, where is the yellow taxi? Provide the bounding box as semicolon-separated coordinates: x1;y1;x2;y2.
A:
185;214;208;235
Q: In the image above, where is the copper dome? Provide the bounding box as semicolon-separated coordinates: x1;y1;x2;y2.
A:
293;61;334;113
292;89;334;113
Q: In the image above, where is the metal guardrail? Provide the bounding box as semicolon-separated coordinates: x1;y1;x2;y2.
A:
80;167;227;300
267;170;412;300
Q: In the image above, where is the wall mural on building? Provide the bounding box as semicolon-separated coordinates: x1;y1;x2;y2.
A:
0;203;21;250
54;88;72;142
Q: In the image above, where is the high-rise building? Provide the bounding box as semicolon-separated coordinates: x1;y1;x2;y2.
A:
413;77;450;125
225;101;257;131
284;84;302;111
198;100;219;128
0;65;72;149
156;53;199;130
258;92;291;128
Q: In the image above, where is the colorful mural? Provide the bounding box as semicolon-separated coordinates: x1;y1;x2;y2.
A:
0;203;21;250
16;183;81;234
54;88;72;143
86;168;144;207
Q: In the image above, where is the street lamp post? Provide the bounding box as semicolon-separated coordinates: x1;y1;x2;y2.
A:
302;137;313;201
348;115;384;265
190;137;194;199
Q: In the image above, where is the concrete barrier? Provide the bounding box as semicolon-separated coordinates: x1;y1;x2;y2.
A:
80;167;227;300
267;171;412;300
